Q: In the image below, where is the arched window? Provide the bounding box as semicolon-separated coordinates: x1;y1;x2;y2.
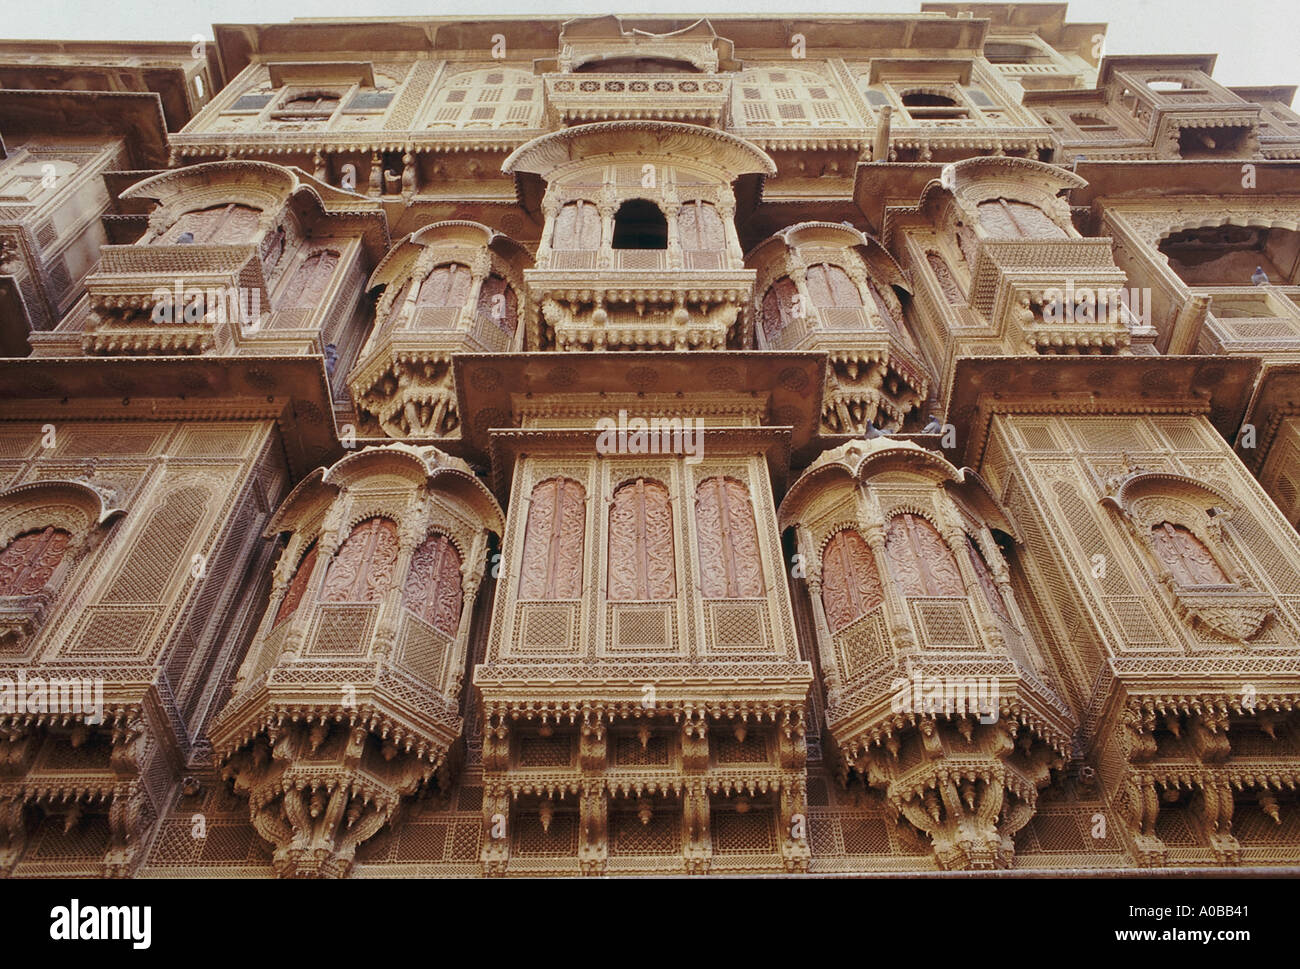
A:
804;264;862;307
321;517;400;603
519;478;585;600
695;477;764;598
280;249;339;308
977;199;1067;239
425;69;542;130
820;529;883;632
0;527;71;596
884;514;964;597
158;203;261;245
678;201;726;251
478;274;519;334
761;276;800;341
1151;522;1229;586
612;199;667;250
273;91;340;121
404;533;463;634
552;200;602;250
273;542;317;627
418;263;472;307
608;478;675;601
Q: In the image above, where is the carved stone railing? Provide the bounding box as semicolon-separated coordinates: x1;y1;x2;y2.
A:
526;268;754;351
82;243;269;355
545;74;731;125
1197;285;1300;355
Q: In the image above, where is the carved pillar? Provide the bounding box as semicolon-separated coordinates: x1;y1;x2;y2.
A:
779;777;811;872
373;513;423;661
858;489;915;650
663;185;683;270
368;152;383;197
481;783;510;876
596;197;616;270
463;249;492;333
798;526;842;695
578;784;607;875
536;187;559;269
682;780;711;874
717;195;743;265
401;150;416;197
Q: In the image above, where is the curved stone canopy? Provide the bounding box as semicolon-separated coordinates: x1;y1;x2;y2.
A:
502;121;777;179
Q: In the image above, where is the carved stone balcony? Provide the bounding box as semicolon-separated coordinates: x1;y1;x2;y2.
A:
348;222;529;439
780;439;1076;869
529;268;755;351
969;238;1133;353
209;444;503;877
82;243;269;354
545;74;731;125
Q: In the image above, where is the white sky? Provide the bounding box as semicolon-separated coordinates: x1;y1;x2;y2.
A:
4;0;1295;92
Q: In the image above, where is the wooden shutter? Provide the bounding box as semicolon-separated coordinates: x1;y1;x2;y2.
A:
0;526;71;596
321;518;400;603
608;478;675;601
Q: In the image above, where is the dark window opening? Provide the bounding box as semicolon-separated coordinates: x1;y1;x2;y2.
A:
1177;125;1250;159
575;57;700;74
611;199;667;250
1158;224;1300;286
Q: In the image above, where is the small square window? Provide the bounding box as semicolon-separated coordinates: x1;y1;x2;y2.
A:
514;88;534;101
345;91;394;112
230;93;273;111
446;90;467;103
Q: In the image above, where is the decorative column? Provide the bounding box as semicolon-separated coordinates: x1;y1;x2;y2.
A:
798;525;842;695
372;511;424;661
717;194;744;265
536;185;559;269
857;488;916;650
368;152;383;197
596;190;617;270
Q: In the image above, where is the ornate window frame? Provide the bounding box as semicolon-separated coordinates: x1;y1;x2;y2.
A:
1103;470;1275;642
0;480;123;650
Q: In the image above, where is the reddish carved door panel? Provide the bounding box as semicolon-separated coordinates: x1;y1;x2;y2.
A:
761;276;800;341
404;533;463;634
608;478;675;601
884;514;964;597
926;250;963;303
163;203;262;245
678;201;727;252
518;478;586;599
477;275;519;334
695;477;764;598
805;264;862;307
967;538;1010;622
821;529;883;632
281;250;340;307
0;527;71;596
976;199;1066;239
322;518;399;602
1151;522;1229;586
273;543;318;627
418;263;472;306
553;201;601;250
380;278;412;334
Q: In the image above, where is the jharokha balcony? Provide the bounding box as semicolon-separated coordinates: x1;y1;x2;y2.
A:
208;444;503;877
